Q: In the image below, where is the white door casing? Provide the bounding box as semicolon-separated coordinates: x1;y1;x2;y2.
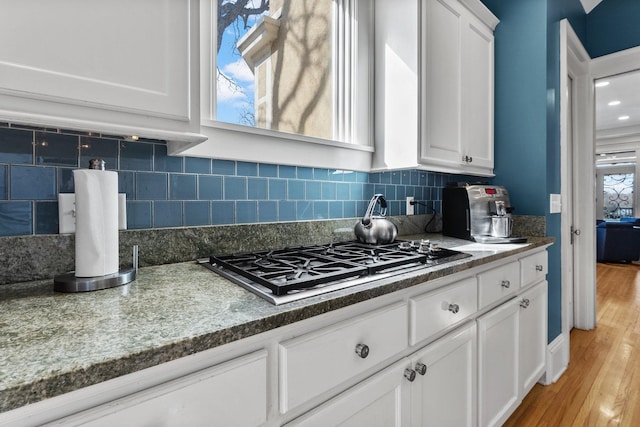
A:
560;20;596;337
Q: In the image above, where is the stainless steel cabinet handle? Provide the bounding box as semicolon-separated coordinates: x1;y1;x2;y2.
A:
355;343;370;359
448;303;460;314
536;265;544;272
520;298;530;308
415;363;427;375
404;369;417;382
501;280;511;288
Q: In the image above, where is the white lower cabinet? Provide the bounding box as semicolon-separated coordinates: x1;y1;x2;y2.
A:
285;358;412;427
518;281;548;397
478;297;520;427
478;280;548;427
47;351;268;427
287;321;477;427
410;322;477;427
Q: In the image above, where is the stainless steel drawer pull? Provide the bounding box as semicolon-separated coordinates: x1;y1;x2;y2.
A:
536;265;544;272
415;363;427;376
404;369;417;382
355;343;370;359
520;298;530;308
501;280;511;288
448;303;460;314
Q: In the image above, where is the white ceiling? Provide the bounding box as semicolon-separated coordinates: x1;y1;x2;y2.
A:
580;0;603;14
595;71;640;131
595;71;640;159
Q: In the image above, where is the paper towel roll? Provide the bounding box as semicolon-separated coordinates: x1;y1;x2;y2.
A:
73;169;119;278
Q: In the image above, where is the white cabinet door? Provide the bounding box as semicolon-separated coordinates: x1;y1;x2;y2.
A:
478;298;519;427
519;281;548;397
285;358;412;427
421;0;464;167
48;351;268;427
410;322;477;427
461;13;494;171
420;0;497;176
0;0;203;144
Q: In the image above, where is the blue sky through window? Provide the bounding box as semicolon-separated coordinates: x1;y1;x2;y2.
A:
216;7;264;125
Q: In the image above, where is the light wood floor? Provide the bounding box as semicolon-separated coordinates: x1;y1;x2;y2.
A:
504;262;640;426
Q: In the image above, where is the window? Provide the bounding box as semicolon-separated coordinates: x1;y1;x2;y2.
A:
602;171;634;219
202;0;372;146
596;151;638;220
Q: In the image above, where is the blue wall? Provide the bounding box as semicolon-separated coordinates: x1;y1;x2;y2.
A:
482;0;548;216
586;0;640;58
481;0;640;343
0;123;463;237
480;0;586;343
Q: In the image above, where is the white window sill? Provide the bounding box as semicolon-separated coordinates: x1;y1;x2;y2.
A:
169;120;374;172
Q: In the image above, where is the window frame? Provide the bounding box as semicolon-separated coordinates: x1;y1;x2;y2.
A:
192;0;374;171
596;161;638;219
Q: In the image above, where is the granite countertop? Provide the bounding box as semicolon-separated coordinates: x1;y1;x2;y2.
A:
0;234;553;414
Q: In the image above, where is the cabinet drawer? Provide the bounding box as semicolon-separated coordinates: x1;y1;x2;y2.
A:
477;261;520;308
409;277;478;345
520;251;548;288
279;303;408;413
49;351;268;427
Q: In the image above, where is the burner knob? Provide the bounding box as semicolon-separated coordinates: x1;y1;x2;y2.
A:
355;343;370;359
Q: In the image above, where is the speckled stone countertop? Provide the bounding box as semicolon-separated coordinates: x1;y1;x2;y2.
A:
0;234;553;414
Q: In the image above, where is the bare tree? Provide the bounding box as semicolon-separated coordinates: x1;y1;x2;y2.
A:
217;0;269;125
217;0;270;54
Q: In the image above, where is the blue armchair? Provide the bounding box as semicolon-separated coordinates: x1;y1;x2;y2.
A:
596;219;640;263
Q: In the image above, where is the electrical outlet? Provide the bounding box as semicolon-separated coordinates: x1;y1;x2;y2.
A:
406;197;415;215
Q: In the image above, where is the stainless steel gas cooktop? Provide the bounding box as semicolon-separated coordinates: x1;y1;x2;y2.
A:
200;240;471;305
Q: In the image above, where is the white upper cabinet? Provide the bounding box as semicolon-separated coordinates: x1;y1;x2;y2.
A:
0;0;205;146
374;0;498;176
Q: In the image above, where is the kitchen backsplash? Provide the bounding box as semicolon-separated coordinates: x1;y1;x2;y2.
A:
0;123;480;237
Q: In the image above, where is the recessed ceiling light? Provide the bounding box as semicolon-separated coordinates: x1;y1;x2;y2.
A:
618;115;630;121
595;81;610;88
608;100;621;106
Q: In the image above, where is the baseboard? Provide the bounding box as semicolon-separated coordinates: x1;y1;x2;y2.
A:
540;333;569;385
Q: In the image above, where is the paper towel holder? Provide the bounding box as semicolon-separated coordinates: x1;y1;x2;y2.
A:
88;158;106;170
54;246;138;292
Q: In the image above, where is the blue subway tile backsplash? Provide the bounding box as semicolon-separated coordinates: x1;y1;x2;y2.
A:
0;201;32;236
0;165;6;200
185;157;211;174
137;172;168;201
184;201;210;226
154;201;183;228
35;132;79;167
80;137;118;170
11;165;56;200
0;128;33;164
120;141;153;171
0;123;476;237
170;174;197;200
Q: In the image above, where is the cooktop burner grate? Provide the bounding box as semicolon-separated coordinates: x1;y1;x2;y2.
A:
211;248;369;295
206;240;471;302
